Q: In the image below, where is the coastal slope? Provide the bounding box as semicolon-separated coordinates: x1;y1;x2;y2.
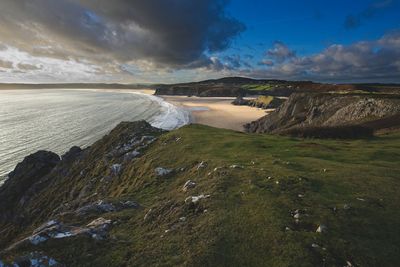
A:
245;93;400;137
1;121;400;266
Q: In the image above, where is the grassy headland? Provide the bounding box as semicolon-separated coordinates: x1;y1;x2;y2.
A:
1;122;399;266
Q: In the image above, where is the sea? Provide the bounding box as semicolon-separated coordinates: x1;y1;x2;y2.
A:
0;89;190;184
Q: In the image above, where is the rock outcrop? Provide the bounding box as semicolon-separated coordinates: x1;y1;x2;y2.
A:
245;93;400;137
0;120;162;251
0;151;60;221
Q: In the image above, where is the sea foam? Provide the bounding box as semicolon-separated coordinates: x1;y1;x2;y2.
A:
131;92;191;130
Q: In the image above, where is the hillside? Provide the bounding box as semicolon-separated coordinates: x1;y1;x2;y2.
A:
1;121;400;266
245;93;400;137
154;77;400;97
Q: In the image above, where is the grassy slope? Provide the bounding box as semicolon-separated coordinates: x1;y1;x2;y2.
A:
4;124;400;266
242;84;275;91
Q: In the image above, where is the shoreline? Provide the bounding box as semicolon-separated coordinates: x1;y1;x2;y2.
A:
159;95;268;132
95;88;268;132
76;88;269;132
0;87;269;132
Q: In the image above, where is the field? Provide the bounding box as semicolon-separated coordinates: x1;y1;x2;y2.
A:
242;84;276;91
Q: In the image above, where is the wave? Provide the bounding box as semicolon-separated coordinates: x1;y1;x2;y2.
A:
130;92;191;130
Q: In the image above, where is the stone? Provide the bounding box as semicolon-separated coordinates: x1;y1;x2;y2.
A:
185;194;211;204
316;224;327;233
155;167;173;176
76;200;116;215
197;161;207;170
182;180;196;192
230;165;244;169
87;217;112;229
111;164;122;176
124;151;140;161
29;234;48;245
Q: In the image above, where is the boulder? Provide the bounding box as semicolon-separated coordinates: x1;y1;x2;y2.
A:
316;224;327;233
155;167;172;176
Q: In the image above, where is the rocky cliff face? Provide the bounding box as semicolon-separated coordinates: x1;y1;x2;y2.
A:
245;93;400;137
0;121;163;251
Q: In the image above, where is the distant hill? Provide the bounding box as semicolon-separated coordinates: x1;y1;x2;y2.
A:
155;77;400;97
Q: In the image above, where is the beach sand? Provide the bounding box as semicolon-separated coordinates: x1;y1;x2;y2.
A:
160;95;268;132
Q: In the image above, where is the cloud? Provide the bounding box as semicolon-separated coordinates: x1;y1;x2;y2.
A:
0;60;13;70
344;0;394;29
17;63;42;71
265;41;296;63
0;0;244;73
245;30;400;83
258;60;274;66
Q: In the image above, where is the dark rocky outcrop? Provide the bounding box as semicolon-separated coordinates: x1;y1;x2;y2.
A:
61;146;82;162
0;120;163;250
231;95;249;106
0;151;60;221
245;93;400;138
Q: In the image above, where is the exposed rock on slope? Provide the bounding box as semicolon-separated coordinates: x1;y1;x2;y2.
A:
0;121;400;266
0;121;163;250
245;93;400;137
0;151;60;221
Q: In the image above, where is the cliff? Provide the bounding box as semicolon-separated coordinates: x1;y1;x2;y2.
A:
1;121;400;266
245;93;400;137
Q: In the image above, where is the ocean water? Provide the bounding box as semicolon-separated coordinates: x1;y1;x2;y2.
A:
0;89;190;183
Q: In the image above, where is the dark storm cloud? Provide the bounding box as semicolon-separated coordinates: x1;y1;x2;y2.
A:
0;0;244;69
249;31;400;82
344;0;394;29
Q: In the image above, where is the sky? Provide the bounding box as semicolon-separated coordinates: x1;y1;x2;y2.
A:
0;0;399;84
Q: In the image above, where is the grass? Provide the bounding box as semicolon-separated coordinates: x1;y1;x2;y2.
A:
2;124;400;266
242;84;275;91
250;95;274;106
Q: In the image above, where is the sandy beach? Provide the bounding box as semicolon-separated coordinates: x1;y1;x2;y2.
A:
135;89;267;131
160;95;268;132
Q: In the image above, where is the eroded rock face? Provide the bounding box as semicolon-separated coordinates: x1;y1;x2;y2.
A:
61;146;82;162
0;151;60;220
0;120;163;252
245;93;400;137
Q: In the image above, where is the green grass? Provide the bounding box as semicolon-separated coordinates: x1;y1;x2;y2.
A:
242;84;275;91
3;124;400;266
251;95;274;106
